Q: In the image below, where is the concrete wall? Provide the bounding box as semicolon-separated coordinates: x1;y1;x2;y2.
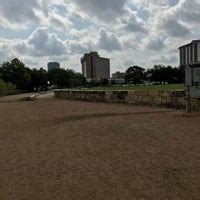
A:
54;90;200;110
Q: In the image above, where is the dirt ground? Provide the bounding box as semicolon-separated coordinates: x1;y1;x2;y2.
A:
0;96;200;200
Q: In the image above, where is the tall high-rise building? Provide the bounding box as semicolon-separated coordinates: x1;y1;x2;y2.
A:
47;62;60;71
179;40;200;66
81;52;110;80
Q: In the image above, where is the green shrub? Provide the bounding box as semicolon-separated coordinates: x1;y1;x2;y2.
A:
0;80;16;92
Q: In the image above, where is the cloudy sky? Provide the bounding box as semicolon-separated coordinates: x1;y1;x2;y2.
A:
0;0;199;73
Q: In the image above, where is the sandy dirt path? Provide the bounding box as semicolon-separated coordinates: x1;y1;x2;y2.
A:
0;98;200;199
0;91;54;103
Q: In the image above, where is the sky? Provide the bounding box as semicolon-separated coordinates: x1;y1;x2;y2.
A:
0;0;199;73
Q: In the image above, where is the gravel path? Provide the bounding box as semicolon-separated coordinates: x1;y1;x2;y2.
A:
0;98;200;199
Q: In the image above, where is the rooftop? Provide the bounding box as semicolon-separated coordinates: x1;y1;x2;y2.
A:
179;40;200;49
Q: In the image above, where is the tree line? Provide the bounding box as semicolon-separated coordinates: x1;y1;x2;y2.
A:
89;65;185;87
0;58;185;92
125;65;184;85
0;58;86;91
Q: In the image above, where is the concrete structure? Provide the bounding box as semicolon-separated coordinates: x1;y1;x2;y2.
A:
47;62;60;72
55;89;200;110
112;71;126;79
81;52;110;80
179;40;200;66
179;40;200;112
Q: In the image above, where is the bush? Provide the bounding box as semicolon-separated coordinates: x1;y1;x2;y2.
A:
0;80;16;92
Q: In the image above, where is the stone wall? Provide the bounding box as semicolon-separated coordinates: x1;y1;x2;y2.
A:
54;90;200;110
127;91;185;109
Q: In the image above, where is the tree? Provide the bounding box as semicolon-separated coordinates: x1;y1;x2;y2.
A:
146;65;185;84
0;67;3;79
69;72;86;87
1;58;31;90
87;79;100;87
146;65;165;84
125;66;145;85
173;66;185;83
99;78;109;86
48;68;71;88
0;58;87;91
111;80;116;85
48;69;86;88
30;68;48;89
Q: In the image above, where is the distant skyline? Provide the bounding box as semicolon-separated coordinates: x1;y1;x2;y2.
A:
0;0;199;73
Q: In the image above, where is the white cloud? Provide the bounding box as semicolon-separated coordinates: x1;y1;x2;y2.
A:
14;27;67;57
0;0;73;31
0;45;14;63
150;54;178;65
0;0;42;30
161;18;190;37
97;28;122;51
0;0;40;23
143;35;165;51
66;40;93;54
170;0;200;24
0;0;199;71
119;10;149;33
69;0;127;22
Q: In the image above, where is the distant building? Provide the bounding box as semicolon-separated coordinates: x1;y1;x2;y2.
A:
110;71;126;84
81;52;110;80
112;71;126;78
47;62;60;71
179;40;200;66
108;78;125;85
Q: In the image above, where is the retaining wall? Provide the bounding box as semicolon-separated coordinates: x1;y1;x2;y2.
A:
54;90;200;110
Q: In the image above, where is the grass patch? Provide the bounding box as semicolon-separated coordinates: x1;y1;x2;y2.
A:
0;80;16;92
86;84;185;91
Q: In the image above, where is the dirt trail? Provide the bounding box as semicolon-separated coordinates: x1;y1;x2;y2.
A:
0;98;200;200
